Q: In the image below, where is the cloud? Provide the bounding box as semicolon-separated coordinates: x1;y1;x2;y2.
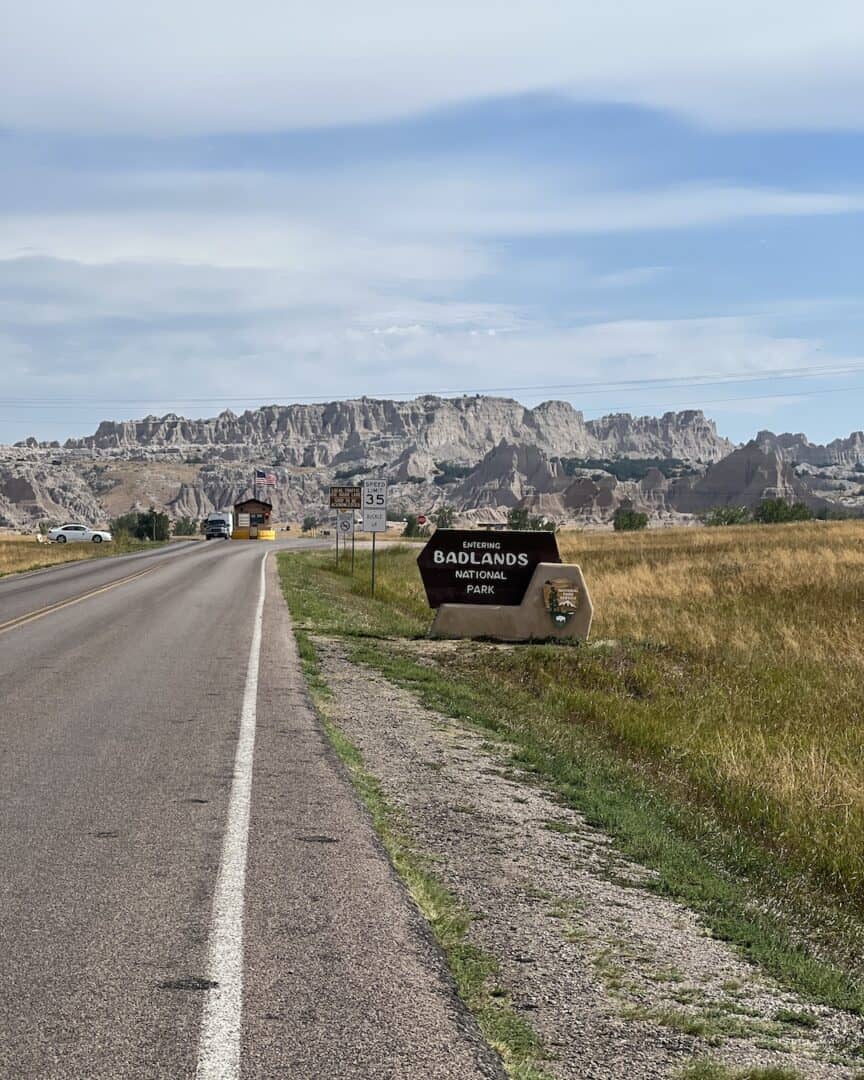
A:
0;251;837;440
4;176;864;278
3;1;864;135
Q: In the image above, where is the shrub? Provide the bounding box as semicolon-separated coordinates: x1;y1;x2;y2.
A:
109;509;169;541
505;507;554;531
402;514;429;538
433;506;455;529
613;507;649;532
137;508;170;541
555;456;694;481
506;507;530;530
333;465;371;480
753;499;813;524
702;506;751;526
173;517;199;536
433;462;473;485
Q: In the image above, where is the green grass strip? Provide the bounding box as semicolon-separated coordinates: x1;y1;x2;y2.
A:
278;551;864;1016
292;610;553;1080
675;1059;805;1080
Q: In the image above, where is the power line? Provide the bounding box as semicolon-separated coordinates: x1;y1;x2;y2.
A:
2;359;864;409
1;383;862;430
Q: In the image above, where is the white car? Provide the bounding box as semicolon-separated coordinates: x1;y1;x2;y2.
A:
48;523;113;544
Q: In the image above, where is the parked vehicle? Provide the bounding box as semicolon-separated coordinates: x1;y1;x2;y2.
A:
204;511;233;539
48;523;113;544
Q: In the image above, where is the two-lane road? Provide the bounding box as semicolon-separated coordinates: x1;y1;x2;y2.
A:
0;539;202;630
0;540;503;1079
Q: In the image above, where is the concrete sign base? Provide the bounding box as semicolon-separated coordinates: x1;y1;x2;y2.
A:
429;562;593;642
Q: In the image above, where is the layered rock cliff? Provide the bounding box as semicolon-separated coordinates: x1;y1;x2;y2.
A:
754;429;864;467
3;397;862;529
61;397;733;464
670;443;817;514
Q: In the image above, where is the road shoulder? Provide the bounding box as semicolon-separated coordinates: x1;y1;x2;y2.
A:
305;633;864;1080
241;556;505;1078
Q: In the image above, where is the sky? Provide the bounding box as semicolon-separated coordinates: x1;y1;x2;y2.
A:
2;0;864;446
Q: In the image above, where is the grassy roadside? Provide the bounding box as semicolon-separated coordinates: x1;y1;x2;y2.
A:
291;627;553;1080
278;544;864;1016
675;1059;806;1080
0;536;167;577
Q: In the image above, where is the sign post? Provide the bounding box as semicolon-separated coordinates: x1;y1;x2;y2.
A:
337;510;354;574
330;486;362;571
362;480;388;596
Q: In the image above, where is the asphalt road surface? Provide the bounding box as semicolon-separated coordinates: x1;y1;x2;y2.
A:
0;539;503;1079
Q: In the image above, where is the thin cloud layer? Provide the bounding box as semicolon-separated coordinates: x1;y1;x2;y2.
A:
3;1;864;133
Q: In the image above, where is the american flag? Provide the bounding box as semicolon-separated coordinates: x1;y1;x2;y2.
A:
255;469;277;486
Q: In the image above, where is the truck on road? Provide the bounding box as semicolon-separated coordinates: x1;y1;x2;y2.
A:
204;510;233;539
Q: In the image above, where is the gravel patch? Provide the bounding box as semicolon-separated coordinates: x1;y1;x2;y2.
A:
313;635;864;1080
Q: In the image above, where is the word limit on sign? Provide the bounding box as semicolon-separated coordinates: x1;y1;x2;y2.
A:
363;480;387;533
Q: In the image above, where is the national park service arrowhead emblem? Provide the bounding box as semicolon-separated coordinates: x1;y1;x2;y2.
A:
543;578;582;626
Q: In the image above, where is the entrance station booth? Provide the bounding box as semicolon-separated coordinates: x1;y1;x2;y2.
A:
232;497;276;540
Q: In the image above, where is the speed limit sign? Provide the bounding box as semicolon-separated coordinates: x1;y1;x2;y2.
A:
362;480;388;533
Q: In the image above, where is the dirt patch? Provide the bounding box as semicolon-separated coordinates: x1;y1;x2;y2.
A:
313;635;864;1080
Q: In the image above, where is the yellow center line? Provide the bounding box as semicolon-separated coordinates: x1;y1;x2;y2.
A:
0;564;158;636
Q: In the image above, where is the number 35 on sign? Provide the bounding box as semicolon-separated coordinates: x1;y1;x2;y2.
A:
363;480;387;532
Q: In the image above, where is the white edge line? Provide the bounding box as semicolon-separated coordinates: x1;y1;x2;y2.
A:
196;551;268;1080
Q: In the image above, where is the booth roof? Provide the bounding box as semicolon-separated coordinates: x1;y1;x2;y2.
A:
234;497;273;512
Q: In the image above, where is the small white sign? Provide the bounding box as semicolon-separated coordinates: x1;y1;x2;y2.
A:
363;507;387;533
363;479;388;532
337;510;354;534
238;512;251;527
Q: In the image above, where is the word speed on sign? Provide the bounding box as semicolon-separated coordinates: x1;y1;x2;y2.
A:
417;529;560;607
362;479;388;533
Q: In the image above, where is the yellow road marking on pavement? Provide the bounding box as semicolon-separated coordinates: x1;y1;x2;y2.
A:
0;564;158;636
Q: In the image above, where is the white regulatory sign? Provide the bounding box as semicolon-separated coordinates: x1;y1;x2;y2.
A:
363;507;387;533
337;510;354;534
362;480;388;533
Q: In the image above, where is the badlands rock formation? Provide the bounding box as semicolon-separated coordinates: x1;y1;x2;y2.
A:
1;395;861;528
754;429;864;467
671;443;818;513
62;397;733;464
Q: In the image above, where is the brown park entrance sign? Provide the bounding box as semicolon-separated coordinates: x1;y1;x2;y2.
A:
417;529;561;608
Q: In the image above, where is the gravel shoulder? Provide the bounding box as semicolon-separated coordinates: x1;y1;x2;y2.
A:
312;634;864;1080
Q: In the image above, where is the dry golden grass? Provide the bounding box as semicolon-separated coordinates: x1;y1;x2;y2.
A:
559;522;864;668
550;522;864;899
306;521;864;905
0;537;151;577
